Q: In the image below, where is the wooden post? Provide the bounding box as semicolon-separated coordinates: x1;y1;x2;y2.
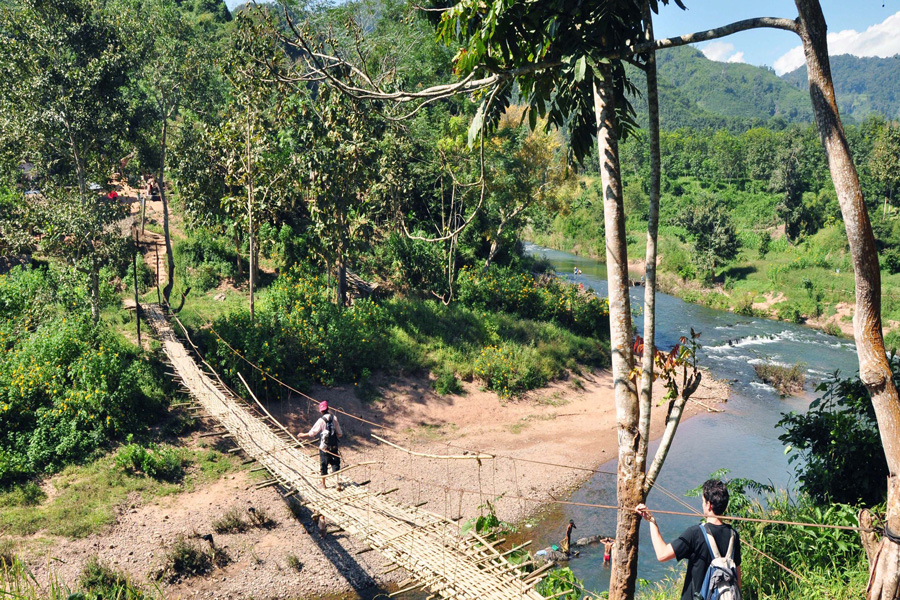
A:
156;242;161;305
139;193;146;235
133;231;141;347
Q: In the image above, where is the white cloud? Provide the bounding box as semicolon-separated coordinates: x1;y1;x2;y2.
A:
701;41;747;64
774;11;900;75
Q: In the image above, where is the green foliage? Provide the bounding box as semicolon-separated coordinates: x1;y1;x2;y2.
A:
379;232;448;295
474;345;544;398
536;567;583;600
778;359;892;506
286;553;302;572
758;231;771;257
124;255;155;295
783;55;900;122
0;554;155;599
432;366;463;395
738;492;868;600
207;269;389;390
455;266;610;338
78;556;146;599
0;267;168;485
0;447;240;539
687;469;867;599
115;436;185;482
162;536;212;581
212;507;249;534
672;202;740;280
174;229;239;292
385;298;609;396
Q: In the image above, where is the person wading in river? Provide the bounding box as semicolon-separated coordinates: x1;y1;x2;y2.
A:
635;479;741;600
560;519;577;555
307;401;342;491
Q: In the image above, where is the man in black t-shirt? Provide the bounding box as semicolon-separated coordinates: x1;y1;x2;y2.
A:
635;479;741;600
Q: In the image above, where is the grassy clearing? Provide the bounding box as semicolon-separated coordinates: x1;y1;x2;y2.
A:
0;447;242;539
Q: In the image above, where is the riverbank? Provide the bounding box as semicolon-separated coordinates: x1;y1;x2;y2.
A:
529;232;869;342
7;368;729;600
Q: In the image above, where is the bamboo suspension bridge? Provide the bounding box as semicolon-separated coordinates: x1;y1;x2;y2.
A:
145;304;550;600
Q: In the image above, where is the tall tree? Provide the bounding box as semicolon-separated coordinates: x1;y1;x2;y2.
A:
283;86;384;306
128;0;222;307
0;0;137;322
794;2;900;596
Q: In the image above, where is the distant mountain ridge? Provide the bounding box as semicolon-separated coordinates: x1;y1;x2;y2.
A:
781;54;900;121
628;46;899;132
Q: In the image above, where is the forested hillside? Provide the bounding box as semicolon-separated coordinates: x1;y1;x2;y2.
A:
650;46;813;127
782;54;900;121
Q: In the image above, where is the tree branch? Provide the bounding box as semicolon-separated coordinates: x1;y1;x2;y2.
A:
634;17;799;55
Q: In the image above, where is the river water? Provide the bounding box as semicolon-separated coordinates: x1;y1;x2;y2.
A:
522;244;860;594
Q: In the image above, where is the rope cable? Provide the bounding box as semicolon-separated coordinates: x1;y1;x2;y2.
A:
205;321;876;535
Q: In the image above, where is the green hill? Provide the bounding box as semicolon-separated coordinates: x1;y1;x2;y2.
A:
781;54;900;121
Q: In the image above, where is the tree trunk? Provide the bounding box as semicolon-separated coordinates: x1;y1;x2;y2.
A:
636;1;662;481
247;112;255;322
158;120;175;306
90;259;101;325
594;74;641;600
337;257;348;307
794;2;900;597
235;229;244;278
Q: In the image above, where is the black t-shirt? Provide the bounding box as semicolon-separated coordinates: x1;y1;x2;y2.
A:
671;522;741;600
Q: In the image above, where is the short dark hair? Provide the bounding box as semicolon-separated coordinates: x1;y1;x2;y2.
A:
702;479;729;515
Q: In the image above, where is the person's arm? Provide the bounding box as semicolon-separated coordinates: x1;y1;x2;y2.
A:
737;565;742;588
307;419;322;438
335;416;342;437
635;504;676;562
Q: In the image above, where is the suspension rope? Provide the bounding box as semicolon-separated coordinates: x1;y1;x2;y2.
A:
204;321;876;535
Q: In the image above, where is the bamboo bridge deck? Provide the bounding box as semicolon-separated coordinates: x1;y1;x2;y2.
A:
145;304;548;600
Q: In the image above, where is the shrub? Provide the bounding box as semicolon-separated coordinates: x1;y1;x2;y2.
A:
883;249;900;275
174;229;237;292
286;553;302;572
535;567;582;600
433;366;463;395
115;437;185;481
775;302;804;324
79;556;145;599
212;507;249;534
123;255;154;294
163;536;212;581
0;267;168;485
455;266;609;338
474;345;544;398
758;231;771;257
753;362;806;396
208;269;390;390
247;506;276;529
778;358;893;506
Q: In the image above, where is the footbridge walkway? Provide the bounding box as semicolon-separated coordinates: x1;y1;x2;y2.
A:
145;304;549;600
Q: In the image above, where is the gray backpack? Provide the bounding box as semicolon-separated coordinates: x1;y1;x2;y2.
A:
696;524;742;600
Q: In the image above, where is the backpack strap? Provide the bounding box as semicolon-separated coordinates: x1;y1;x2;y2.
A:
699;523;722;560
724;529;735;561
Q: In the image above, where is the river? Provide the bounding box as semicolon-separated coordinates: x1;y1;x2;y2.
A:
523;244;860;594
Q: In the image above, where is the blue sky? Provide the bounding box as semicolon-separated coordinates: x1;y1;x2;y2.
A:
226;0;900;75
654;1;900;74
